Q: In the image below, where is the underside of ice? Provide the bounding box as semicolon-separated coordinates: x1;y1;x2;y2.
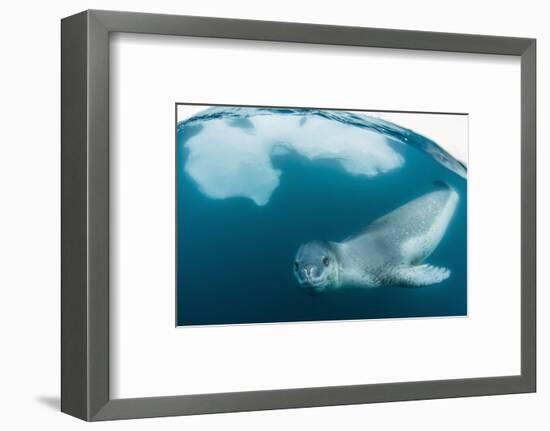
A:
178;107;466;206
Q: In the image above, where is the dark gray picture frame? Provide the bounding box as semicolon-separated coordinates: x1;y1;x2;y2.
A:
61;9;536;421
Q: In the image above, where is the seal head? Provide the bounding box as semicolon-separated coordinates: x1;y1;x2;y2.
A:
294;241;339;295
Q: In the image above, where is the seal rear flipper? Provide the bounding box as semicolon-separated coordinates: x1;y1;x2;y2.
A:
387;264;450;287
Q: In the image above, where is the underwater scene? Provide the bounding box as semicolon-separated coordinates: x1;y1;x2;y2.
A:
176;105;467;326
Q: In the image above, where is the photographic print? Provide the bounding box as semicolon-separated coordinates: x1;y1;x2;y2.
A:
176;104;467;326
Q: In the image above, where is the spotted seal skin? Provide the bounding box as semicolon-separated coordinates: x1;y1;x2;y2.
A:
293;182;459;295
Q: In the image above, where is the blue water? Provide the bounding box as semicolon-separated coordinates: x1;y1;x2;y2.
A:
176;106;467;326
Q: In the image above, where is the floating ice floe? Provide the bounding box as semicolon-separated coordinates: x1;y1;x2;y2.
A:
178;107;466;206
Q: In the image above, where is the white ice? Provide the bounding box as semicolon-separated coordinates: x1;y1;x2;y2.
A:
184;114;404;206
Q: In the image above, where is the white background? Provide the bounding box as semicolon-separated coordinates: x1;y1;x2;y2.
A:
0;0;548;429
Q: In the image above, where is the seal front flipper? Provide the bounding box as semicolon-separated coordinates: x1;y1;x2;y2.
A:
386;264;450;287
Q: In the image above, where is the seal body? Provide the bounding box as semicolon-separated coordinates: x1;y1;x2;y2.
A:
294;182;459;293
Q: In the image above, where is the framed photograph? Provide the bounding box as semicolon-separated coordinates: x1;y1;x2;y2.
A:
61;10;536;421
176;104;468;325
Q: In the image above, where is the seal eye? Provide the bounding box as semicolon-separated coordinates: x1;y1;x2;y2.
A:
322;256;330;267
294;261;299;271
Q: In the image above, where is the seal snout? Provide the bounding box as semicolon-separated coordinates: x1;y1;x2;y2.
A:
296;264;320;285
303;264;316;281
295;263;328;295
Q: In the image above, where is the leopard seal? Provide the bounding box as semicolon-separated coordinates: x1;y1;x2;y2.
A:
293;181;459;295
